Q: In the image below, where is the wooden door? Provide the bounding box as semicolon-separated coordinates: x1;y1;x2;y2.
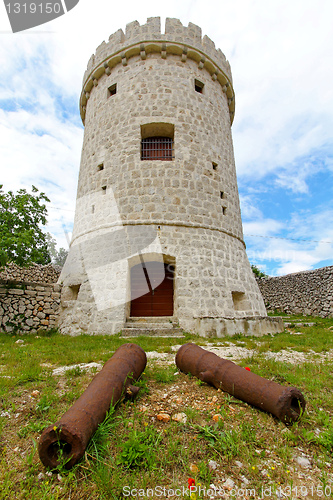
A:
130;262;174;317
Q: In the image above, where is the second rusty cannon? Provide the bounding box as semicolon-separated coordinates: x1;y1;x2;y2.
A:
38;343;146;470
175;343;305;423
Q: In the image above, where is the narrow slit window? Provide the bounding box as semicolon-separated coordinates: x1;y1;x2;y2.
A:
212;162;218;170
222;206;227;215
107;83;117;97
220;191;224;199
232;291;246;311
69;284;81;300
195;79;204;94
141;137;174;161
102;186;107;194
92;205;95;214
97;163;104;171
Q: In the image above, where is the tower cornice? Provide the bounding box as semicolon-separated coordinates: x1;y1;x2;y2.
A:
80;18;235;125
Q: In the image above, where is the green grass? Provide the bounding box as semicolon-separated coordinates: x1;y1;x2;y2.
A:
0;314;333;498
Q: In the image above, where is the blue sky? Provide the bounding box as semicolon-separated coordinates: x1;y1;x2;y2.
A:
0;0;332;276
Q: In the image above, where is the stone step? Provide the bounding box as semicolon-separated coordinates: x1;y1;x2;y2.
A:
125;322;175;329
126;316;177;325
121;317;184;337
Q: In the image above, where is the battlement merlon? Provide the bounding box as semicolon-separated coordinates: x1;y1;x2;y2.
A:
82;17;233;91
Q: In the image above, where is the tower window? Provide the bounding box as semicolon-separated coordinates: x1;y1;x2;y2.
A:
102;186;107;194
141;137;174;161
222;206;227;215
220;191;224;199
97;163;104;171
232;291;246;311
212;162;218;170
107;83;117;97
69;284;81;300
141;123;174;161
194;79;204;93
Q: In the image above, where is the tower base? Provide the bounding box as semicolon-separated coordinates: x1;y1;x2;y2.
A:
181;316;284;337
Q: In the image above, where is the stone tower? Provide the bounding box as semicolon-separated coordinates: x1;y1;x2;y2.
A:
58;17;283;336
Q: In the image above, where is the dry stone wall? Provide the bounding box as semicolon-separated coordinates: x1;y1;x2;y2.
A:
256;266;333;317
0;262;61;284
0;264;62;333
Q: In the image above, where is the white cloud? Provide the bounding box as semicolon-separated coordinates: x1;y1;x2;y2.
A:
244;205;333;275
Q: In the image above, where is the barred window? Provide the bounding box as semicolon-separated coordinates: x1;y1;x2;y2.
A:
141;137;174;161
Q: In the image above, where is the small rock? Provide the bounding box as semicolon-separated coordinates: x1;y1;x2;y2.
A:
212;414;221;422
13;446;20;452
57;474;63;482
157;413;170;423
190;463;199;474
208;460;218;470
15;339;24;344
31;390;40;398
46;471;52;477
235;460;243;468
0;411;10;418
37;473;45;482
52;362;102;376
212;396;218;403
172;412;187;424
173;372;179;376
295;456;311;468
223;478;235;490
240;475;249;485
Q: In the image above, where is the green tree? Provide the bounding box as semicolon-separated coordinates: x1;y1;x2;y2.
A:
251;264;268;278
45;233;68;267
53;247;68;267
0;185;51;267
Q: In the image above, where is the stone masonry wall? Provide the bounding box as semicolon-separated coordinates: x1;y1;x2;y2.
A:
0;262;61;284
0;264;62;333
256;265;333;317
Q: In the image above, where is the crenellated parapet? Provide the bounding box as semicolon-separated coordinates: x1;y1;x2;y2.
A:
80;17;235;125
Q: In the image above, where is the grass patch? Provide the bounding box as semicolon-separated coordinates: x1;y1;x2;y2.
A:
0;315;332;498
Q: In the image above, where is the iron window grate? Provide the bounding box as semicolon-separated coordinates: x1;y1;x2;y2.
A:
141;137;174;161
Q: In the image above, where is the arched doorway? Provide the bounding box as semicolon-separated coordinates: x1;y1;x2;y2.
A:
130;261;174;317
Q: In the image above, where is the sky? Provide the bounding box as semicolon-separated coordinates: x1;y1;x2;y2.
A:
0;0;332;276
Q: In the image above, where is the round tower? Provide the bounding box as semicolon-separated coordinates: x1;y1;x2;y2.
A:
58;17;283;336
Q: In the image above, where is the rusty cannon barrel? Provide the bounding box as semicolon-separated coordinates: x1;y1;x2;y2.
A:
175;343;305;423
38;343;146;470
